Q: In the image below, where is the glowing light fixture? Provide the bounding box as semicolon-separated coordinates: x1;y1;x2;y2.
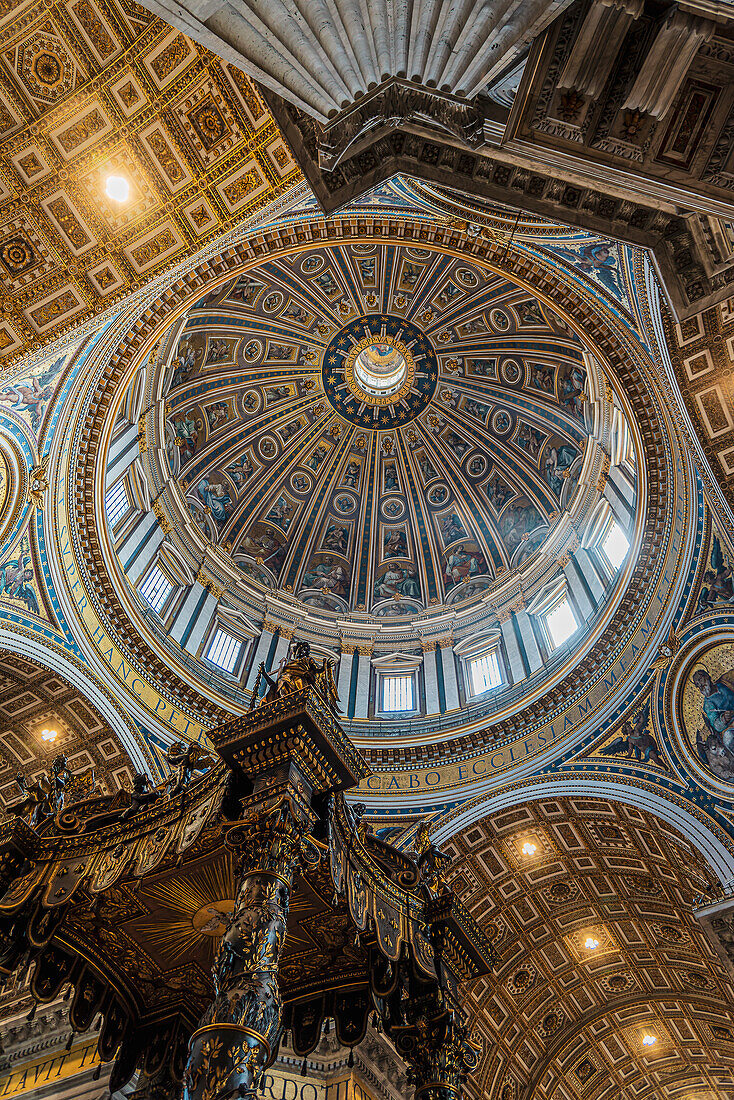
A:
105;175;129;202
642;1034;657;1047
521;841;537;856
584;936;600;950
41;728;57;742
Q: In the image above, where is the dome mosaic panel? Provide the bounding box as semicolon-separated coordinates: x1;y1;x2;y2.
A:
160;242;599;619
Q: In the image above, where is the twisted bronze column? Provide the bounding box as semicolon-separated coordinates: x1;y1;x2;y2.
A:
183;801;308;1100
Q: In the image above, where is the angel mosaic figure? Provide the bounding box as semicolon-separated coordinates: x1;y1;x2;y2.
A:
599;702;667;769
0;547;39;616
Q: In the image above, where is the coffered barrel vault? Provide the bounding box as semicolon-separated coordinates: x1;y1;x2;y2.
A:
0;0;300;364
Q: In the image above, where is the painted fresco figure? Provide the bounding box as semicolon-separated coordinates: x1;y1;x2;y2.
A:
559;364;587;421
173;412;202;461
543;444;578;496
322;525;348;553
374;563;421;600
197;478;232;527
0;376;54;432
693;669;734;745
343;461;360;487
384;463;399;490
206;339;230;364
444;545;487;589
692;668;734;780
225;455;253;488
441;513;468;545
302;556;348;595
555;242;622;296
171;339;201;388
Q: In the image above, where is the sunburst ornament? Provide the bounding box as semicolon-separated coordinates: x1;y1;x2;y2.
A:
125;854;237;969
322;314;438;427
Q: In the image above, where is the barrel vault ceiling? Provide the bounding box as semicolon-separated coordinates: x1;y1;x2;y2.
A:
0;0;300;365
447;797;734;1100
0;651;135;808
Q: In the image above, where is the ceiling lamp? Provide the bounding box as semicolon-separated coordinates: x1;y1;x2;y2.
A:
521;841;537;857
41;728;57;742
642;1034;657;1047
105;175;129;202
584;937;600;950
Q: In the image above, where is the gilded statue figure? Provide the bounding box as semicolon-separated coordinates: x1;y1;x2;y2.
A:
257;640;340;713
413;822;452;898
165;741;216;796
10;770;54;828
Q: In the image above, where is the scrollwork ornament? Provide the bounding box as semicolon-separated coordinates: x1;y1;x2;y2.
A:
28;459;49;509
400;1012;480;1100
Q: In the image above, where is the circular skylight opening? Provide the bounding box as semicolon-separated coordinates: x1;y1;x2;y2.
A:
353;342;408;396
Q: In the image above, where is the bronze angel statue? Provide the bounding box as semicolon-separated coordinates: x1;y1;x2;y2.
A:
411;822;453;898
9;770;54;828
165;740;216;796
253;639;340;713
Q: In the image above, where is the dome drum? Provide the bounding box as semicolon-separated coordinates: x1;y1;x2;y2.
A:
94;231;648;744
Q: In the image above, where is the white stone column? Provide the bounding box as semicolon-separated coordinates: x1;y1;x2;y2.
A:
119;512;164;585
271;629;293;675
422;643;440;716
245;624;276;692
563;556;596;621
105;423;140;489
514;609;543;674
337;645;355;705
604;477;634;529
499;614;526;684
438;639;460;712
182;590;218;656
353;648;372;719
170;580;209;646
575;547;607;603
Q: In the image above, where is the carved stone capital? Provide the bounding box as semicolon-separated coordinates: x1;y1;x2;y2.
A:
195;570;224;600
152;498;172;535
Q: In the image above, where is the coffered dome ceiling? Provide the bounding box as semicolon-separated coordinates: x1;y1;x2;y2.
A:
157;242;602;618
